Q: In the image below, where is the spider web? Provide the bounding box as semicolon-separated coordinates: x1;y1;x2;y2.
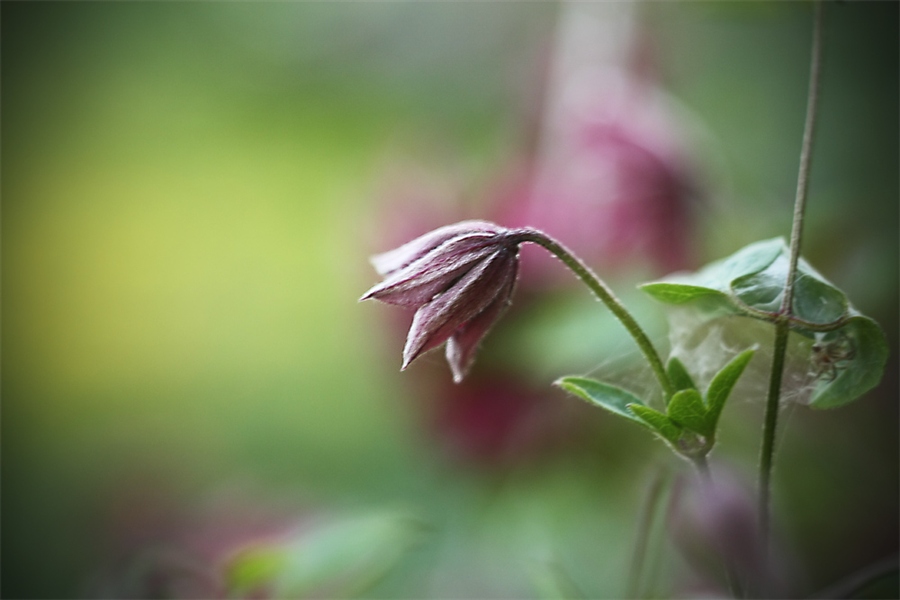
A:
664;306;819;408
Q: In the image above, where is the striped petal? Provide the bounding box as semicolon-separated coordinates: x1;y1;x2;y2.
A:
402;248;517;370
370;220;505;277
360;233;500;307
445;258;518;383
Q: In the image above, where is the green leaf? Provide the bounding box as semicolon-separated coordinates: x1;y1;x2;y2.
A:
666;356;697;392
792;272;850;325
640;283;728;305
642;238;885;411
627;404;683;444
809;315;888;409
640;239;784;317
730;253;848;325
641;239;850;328
642;239;783;298
225;511;427;598
666;389;711;437
729;265;783;312
705;349;756;431
555;377;649;427
702;237;786;284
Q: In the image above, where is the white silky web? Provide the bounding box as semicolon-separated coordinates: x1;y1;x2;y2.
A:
664;306;819;407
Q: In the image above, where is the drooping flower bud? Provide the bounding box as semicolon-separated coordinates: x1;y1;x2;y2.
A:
361;221;520;383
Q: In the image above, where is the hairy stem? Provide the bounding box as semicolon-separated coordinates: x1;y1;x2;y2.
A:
511;228;675;400
759;320;790;543
758;0;824;547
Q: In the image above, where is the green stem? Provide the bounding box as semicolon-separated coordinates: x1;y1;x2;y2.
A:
758;0;824;547
627;467;670;599
693;459;748;599
511;229;675;400
692;455;711;481
758;320;790;543
731;294;850;333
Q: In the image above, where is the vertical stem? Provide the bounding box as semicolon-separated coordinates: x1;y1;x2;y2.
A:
692;455;711;482
627;468;670;599
511;229;675;400
758;322;790;543
693;459;747;599
758;0;824;546
784;0;825;301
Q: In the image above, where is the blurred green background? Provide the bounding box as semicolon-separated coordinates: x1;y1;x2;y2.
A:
3;2;897;598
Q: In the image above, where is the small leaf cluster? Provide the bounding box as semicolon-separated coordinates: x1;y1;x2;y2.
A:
555;238;887;462
557;350;754;461
641;238;887;409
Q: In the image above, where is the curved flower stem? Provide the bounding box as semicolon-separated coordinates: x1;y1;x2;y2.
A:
510;228;675;400
758;0;824;548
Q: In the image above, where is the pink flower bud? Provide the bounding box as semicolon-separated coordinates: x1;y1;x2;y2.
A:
361;221;520;383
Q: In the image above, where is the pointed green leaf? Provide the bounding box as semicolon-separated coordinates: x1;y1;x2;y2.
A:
666;389;711;436
555;377;649;427
641;238;786;304
640;283;728;305
642;239;851;329
666;356;697;392
640;283;737;317
627;404;683;444
809;315;888;409
640;238;784;312
706;348;756;430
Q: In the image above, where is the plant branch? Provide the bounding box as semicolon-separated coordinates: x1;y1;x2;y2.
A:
511;228;675;400
730;294;850;332
758;0;824;547
691;458;746;598
627;467;670;599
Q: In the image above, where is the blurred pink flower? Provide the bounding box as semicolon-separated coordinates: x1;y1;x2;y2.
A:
491;70;700;288
423;373;577;468
668;468;788;597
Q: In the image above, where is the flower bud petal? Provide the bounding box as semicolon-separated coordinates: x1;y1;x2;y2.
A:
446;262;518;383
370;220;504;276
402;248;516;370
362;220;520;382
360;233;500;307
